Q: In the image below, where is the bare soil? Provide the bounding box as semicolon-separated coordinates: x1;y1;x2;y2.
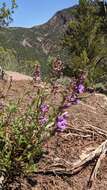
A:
0;78;107;190
5;71;33;81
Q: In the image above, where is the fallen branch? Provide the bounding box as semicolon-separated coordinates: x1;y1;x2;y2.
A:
35;140;107;187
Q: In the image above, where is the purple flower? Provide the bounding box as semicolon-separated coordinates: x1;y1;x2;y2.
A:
75;99;80;104
39;116;48;126
56;112;68;132
62;103;71;109
57;121;67;131
77;84;85;94
62;111;69;118
40;104;49;113
67;95;79;105
70;96;77;103
57;115;64;122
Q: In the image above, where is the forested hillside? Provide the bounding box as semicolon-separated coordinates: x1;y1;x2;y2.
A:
0;6;75;75
0;1;107;88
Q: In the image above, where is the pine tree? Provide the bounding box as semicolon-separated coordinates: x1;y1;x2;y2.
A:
63;0;107;86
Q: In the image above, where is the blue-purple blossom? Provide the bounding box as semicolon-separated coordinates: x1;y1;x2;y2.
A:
78;84;85;93
67;95;80;105
77;84;85;94
40;104;49;113
62;102;71;109
56;112;68;132
57;121;67;131
62;111;69;118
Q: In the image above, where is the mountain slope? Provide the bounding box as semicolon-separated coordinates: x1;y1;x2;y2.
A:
0;6;76;75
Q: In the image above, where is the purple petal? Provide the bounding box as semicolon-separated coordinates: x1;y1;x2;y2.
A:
40;104;49;112
78;84;85;93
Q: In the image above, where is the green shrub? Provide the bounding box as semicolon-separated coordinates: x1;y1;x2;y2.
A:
0;86;58;181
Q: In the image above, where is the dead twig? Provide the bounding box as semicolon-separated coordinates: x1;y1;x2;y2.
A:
63;133;92;138
66;126;97;138
88;150;106;188
84;123;107;138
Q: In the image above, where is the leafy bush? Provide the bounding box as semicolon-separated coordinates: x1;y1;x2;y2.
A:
0;84;60;183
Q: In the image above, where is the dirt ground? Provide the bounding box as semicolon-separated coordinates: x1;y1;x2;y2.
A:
0;78;107;190
5;71;33;81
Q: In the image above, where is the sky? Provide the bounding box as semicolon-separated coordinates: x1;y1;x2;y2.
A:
8;0;78;28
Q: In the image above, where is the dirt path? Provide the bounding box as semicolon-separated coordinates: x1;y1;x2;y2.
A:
5;71;33;81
